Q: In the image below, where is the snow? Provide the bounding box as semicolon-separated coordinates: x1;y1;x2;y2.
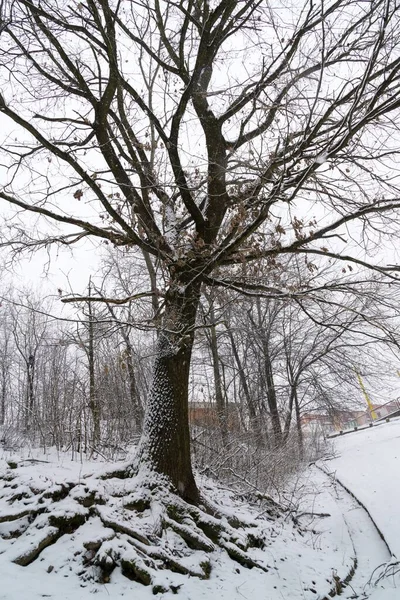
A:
319;416;400;598
0;420;399;599
315;152;329;165
326;417;400;557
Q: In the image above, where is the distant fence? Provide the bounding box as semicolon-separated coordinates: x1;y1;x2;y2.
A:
341;398;400;431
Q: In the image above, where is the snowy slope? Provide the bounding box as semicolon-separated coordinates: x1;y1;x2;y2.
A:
0;446;356;600
327;417;400;557
1;422;399;600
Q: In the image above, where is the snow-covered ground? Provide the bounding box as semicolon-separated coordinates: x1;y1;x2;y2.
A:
327;417;400;557
0;419;399;600
321;417;400;600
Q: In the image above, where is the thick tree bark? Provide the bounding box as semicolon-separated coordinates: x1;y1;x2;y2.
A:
136;278;201;503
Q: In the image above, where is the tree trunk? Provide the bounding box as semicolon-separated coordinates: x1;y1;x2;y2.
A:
294;389;304;456
0;332;9;426
283;363;297;444
263;349;282;447
124;339;143;427
0;370;6;426
226;327;265;443
26;354;35;432
103;300;143;429
283;388;295;444
136;279;201;503
208;304;227;445
87;287;100;447
254;299;282;447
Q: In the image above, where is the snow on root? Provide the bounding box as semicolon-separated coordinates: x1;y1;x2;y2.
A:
0;455;358;598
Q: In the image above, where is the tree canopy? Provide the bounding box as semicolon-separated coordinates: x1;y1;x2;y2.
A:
1;0;400;501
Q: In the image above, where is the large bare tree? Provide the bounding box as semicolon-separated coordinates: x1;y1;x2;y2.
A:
1;0;400;508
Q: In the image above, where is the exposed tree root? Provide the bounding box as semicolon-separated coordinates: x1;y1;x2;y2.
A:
13;527;60;566
163;515;215;552
97;511;151;546
0;462;277;594
0;508;35;523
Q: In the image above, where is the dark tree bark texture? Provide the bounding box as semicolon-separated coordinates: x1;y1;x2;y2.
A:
137;279;201;502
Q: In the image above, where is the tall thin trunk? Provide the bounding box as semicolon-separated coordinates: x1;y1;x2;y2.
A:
263;350;282;446
26;354;35;431
283;363;297;443
137;279;201;503
103;300;143;428
255;300;282;447
0;333;9;426
283;388;295;443
294;389;304;456
87;284;100;447
208;304;227;444
0;370;6;426
226;327;265;442
123;339;143;427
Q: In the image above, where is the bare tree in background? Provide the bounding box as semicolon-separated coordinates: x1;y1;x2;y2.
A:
1;0;400;508
0;311;12;427
10;299;49;432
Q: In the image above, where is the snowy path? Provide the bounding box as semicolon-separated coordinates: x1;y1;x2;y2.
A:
315;465;392;599
316;417;400;600
327;418;400;557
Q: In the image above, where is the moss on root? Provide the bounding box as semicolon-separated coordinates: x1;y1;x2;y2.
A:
48;511;86;533
13;528;60;566
121;555;152;585
0;465;276;586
